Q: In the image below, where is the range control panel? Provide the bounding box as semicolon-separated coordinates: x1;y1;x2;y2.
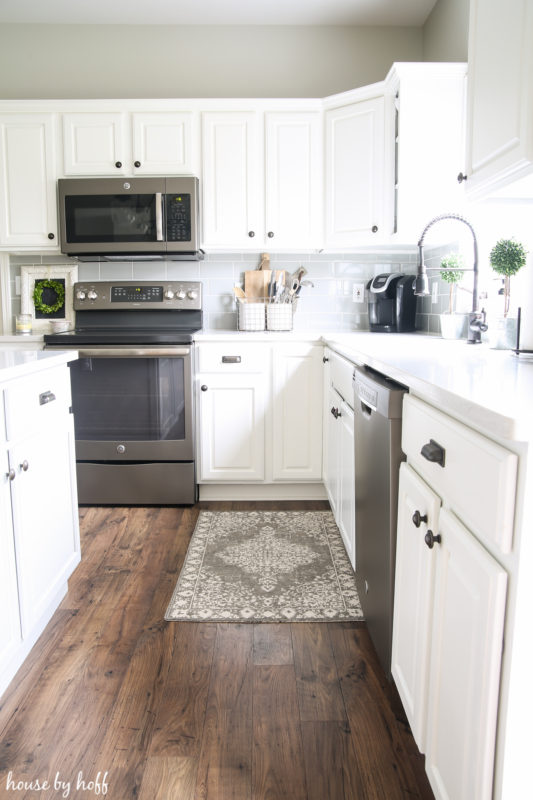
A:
73;281;202;311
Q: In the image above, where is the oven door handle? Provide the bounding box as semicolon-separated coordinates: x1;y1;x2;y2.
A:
76;347;191;358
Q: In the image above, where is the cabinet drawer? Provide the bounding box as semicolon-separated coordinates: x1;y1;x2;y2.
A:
197;343;270;373
4;366;72;442
402;395;517;554
329;351;355;408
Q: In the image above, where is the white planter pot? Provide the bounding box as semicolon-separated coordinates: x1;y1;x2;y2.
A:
488;316;518;350
439;313;466;340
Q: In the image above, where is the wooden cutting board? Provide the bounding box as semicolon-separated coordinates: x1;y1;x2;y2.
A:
244;269;286;300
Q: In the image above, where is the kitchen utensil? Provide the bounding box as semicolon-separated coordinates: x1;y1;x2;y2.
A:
258;252;271;271
244;270;271;300
233;286;246;302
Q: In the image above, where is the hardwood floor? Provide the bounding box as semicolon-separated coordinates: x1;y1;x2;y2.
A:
0;503;434;799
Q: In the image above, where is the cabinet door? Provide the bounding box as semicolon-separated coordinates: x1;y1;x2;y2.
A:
9;421;80;639
392;463;441;751
0;448;22;694
131;112;198;175
272;345;323;481
425;508;507;800
62;112;127;175
337;399;355;569
0;114;58;247
264;111;322;248
325;96;386;246
198;372;266;481
201;111;261;248
324;384;341;518
465;0;533;197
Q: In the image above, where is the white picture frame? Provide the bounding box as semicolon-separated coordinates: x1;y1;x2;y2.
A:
20;265;78;332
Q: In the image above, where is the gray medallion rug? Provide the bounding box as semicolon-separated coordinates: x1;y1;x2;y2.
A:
165;510;363;622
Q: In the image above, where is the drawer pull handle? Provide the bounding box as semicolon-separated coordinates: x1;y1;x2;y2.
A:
412;510;428;528
20;460;29;472
39;390;56;405
222;356;242;364
421;439;446;467
6;468;16;481
330;406;341;419
424;530;441;549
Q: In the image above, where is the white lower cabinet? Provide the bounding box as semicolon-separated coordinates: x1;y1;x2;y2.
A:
322;349;355;568
0;363;80;699
198;371;266;481
196;342;323;486
393;395;513;800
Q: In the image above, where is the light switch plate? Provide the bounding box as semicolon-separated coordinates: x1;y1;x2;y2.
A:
352;283;365;303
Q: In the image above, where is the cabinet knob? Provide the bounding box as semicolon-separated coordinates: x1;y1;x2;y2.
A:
267;231;274;238
201;384;208;392
6;468;15;481
424;530;442;549
323;356;329;363
20;460;29;472
421;439;446;467
371;225;378;233
412;510;428;528
248;231;255;238
134;161;141;168
115;161;122;169
457;172;468;183
48;232;55;240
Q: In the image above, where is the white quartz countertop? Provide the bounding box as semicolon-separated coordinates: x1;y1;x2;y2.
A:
0;348;77;383
322;333;533;443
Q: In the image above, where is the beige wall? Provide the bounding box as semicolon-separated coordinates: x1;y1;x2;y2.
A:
0;24;423;99
422;0;469;62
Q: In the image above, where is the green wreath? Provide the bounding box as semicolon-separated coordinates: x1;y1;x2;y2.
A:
33;279;65;314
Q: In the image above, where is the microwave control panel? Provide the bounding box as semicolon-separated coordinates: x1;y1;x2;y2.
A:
166;194;192;242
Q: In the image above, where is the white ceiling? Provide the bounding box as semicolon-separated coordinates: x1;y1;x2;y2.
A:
0;0;439;27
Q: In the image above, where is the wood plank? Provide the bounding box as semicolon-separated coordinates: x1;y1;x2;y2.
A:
252;665;307;800
253;624;293;665
195;624;253;800
300;720;365;800
138;756;198;800
291;623;347;722
149;622;217;758
328;623;434;800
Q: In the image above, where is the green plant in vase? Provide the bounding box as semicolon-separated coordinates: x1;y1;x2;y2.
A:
438;253;465;339
489;238;527;317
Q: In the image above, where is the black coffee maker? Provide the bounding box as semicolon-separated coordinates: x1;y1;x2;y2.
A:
367;273;417;333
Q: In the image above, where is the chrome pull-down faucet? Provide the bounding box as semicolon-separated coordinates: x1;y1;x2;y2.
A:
414;212;488;344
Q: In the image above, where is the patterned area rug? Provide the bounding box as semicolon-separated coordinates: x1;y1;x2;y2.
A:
165;510;363;622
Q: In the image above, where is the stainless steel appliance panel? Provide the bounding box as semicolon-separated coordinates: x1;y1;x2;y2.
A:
353;366;407;678
77;461;196;505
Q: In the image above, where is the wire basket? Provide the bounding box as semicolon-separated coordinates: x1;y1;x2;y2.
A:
238;302;266;331
266;303;293;331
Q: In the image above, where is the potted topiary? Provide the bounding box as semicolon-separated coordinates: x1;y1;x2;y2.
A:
489;238;527;348
439;253;466;339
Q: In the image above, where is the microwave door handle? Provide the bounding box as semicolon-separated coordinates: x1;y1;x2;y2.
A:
155;192;164;241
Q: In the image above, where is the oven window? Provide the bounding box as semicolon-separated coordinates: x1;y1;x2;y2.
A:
70;357;186;440
65;194;158;243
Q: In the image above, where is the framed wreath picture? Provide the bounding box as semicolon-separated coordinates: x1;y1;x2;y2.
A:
21;265;78;332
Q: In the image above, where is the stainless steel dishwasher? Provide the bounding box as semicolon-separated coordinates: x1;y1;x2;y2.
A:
353;365;407;679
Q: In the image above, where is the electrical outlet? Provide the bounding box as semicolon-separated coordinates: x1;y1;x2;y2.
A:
352;283;365;303
432;282;439;304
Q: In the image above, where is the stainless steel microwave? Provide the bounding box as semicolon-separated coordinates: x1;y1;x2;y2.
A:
58;176;203;260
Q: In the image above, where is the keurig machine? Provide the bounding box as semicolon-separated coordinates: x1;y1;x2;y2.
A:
367;273;417;333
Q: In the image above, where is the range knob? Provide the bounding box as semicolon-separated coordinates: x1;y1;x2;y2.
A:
87;290;97;301
176;289;186;300
165;289;175;299
187;290;198;300
76;290;86;301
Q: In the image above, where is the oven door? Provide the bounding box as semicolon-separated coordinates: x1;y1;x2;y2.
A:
68;346;193;461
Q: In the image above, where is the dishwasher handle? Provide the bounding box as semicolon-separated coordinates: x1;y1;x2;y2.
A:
359;400;373;419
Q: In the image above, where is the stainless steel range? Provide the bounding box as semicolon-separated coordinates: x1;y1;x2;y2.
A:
44;280;202;505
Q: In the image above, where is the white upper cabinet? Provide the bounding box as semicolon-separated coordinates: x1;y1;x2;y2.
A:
201;110;261;248
202;106;322;250
0;114;58;248
464;0;533;198
264;112;322;249
62;110;199;176
325;92;389;247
